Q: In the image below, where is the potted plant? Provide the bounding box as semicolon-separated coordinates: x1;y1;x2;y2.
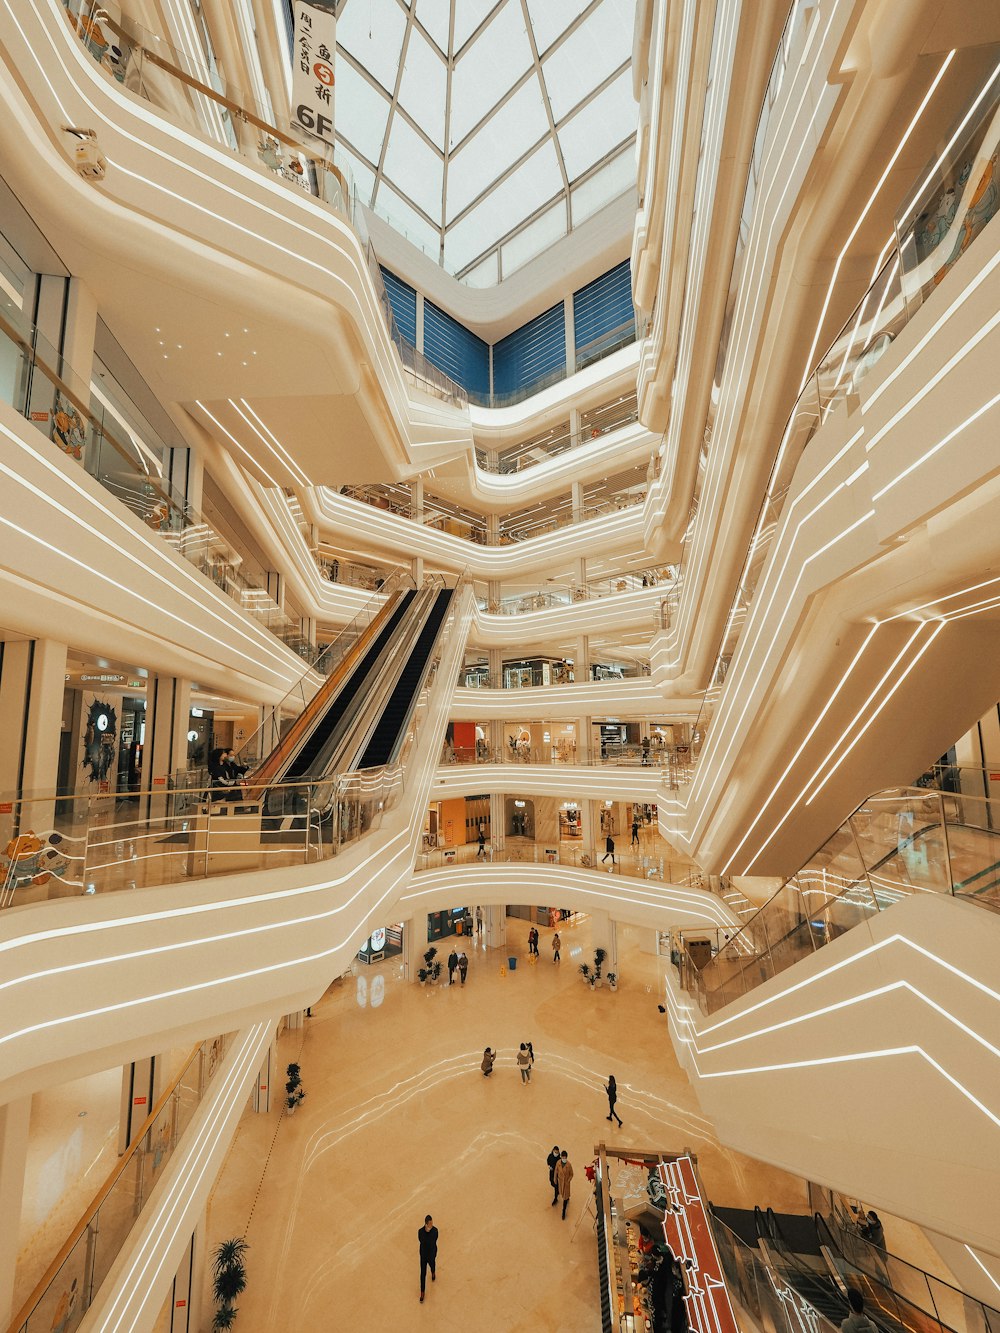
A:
423;947;443;984
212;1236;248;1329
594;948;607;981
607;972;618;991
579;963;591;983
417;967;429;985
285;1062;305;1114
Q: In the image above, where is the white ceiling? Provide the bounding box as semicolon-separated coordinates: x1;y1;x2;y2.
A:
327;0;638;284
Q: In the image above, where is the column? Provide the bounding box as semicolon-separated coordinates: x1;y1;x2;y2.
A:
265;570;284;612
589;909;619;979
484;903;506;951
163;1210;206;1332
489;792;505;852
118;1055;165;1153
563;296;575;375
571;482;584;525
251;1038;277;1113
575;633;589;688
486;514;500;549
0;638;68;823
0;1098;31;1327
415;293;425;353
569;405;580;445
580;798;596;855
403;918;428;982
144;675;192;815
411;478;424;522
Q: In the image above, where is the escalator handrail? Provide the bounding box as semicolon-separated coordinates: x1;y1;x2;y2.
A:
818;1211;997;1332
244;586;408;794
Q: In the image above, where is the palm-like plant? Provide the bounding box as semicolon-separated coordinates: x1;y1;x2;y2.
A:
212;1236;248;1312
212;1306;238;1331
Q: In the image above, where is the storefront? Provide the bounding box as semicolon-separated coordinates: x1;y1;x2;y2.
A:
427;906;472;941
423;794;490;849
502;656;573;688
357;925;403;965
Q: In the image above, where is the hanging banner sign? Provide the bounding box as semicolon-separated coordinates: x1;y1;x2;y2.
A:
291;2;336;149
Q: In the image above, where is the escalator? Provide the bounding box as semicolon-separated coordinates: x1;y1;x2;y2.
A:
760;1208;953;1333
281;589;418;782
355;588;453;768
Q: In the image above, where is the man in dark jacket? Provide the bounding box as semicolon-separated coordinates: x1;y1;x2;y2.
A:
447;948;459;985
418;1215;438;1302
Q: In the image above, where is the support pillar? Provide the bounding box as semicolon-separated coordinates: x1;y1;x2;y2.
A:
119;1055;165;1154
484;903;506;952
580;798;596;854
251;1039;278;1113
564;296;575;375
284;1010;305;1032
571;481;584;524
576;634;589;687
265;571;284;612
404;918;428;981
0;1097;30;1327
0;638;68;819
489;791;505;852
589;909;619;978
144;675;191;817
163;1208;206;1332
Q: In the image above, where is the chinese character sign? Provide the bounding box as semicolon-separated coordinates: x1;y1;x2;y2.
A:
291;1;336;148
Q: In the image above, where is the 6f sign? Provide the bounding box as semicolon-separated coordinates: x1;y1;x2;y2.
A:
291;2;336;149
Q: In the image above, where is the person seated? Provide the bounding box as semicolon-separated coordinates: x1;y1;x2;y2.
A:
207;748;238;802
224;749;248;786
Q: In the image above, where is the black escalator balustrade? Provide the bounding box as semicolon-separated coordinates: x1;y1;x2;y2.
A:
756;1206;849;1325
356;588;453;769
284;590;417;783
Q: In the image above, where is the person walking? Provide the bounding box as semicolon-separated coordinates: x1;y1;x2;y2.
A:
475;904;483;935
552;932;561;963
546;1145;561;1193
481;1047;496;1077
631;818;640;846
528;926;538;956
553;1150;574;1219
476;826;486;858
447;948;459;985
417;1215;438;1302
517;1043;532;1083
605;1074;623;1127
458;951;469;985
602;834;616;865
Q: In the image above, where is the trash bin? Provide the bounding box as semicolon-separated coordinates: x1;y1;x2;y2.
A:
456;920;464;935
508;956;517;971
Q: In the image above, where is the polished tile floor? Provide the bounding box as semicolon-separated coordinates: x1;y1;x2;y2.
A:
204;916;807;1330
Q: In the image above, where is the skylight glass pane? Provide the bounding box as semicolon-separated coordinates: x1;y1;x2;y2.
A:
453;0;502;51
444;138;561;271
570;144;635;226
524;0;586;56
445;78;549;220
449;0;532;144
337;0;408;95
558;70;636;179
335;61;392;165
397;28;448;143
415;0;451;55
460;251;500;288
500;201;567;276
381;112;444;219
542;0;633;122
337;143;378;208
374;181;442;260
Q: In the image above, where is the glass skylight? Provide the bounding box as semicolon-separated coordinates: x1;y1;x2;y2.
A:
319;0;638;282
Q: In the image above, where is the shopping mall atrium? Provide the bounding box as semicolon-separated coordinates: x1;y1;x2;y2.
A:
0;0;998;1329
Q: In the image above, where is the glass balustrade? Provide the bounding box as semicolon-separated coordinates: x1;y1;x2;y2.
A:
0;582;464;910
0;300;326;662
415;838;720;891
679;785;1000;1016
11;1033;233;1333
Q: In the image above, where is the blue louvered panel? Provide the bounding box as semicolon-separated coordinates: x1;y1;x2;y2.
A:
573;260;634;353
492;303;566;396
422;300;490;396
380;267;417;347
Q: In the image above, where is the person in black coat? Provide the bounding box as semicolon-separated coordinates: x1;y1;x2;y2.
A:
207;748;236;802
605;1074;623;1126
447;948;459;985
417;1215;438;1302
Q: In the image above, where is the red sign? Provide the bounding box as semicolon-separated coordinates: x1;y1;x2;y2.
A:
259;1084;267;1092
990;772;1000;782
98;781;110;793
30;411;49;421
0;803;11;814
153;776;166;787
175;1300;187;1308
133;1095;147;1105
